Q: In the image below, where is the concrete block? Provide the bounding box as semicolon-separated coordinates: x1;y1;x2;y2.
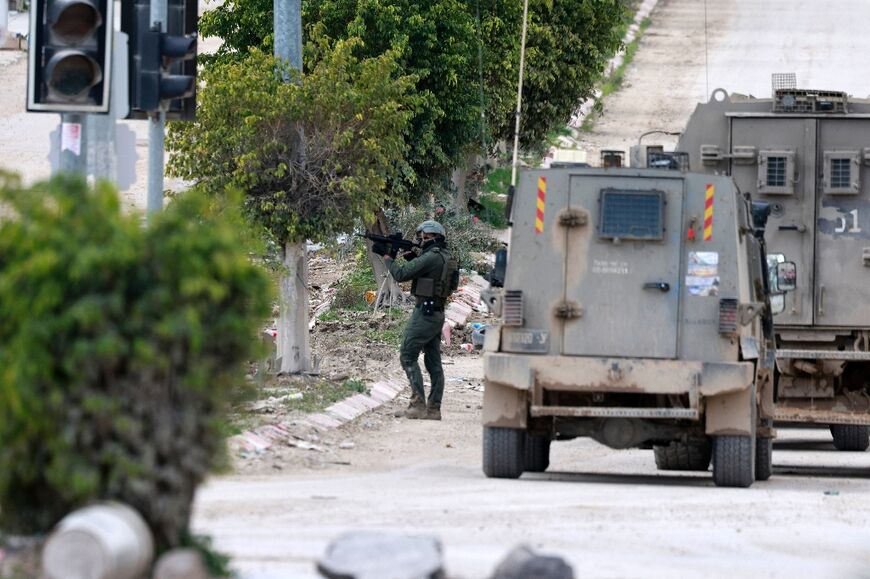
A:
350;394;380;409
490;545;574;579
446;308;469;327
254;424;290;443
326;401;364;423
318;531;444;579
153;549;209;579
341;396;371;413
241;432;272;450
307;413;343;430
42;503;154;579
369;388;394;403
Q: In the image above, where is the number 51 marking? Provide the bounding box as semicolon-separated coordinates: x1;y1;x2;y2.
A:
835;209;862;233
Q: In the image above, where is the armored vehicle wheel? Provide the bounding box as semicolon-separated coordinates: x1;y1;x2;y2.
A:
755;437;773;481
483;427;525;479
653;437;711;471
711;435;755;488
830;425;870;451
524;434;551;472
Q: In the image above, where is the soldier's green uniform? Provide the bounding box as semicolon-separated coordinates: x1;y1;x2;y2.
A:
388;243;451;413
380;220;458;420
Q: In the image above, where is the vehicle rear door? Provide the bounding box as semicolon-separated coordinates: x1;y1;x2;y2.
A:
814;118;870;326
730;117;816;325
561;174;684;359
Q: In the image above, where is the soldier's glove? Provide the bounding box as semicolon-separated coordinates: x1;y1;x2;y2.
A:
401;250;417;261
372;242;388;256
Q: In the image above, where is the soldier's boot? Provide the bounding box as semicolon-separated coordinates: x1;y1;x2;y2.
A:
395;396;427;419
423;404;441;421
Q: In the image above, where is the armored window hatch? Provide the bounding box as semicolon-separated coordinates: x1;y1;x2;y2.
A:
831;159;850;188
766;157;787;187
598;189;665;241
757;150;795;195
823;151;860;194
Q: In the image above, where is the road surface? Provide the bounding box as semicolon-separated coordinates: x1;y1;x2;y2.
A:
192;1;870;576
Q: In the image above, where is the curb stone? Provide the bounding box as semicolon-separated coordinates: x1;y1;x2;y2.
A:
229;379;405;455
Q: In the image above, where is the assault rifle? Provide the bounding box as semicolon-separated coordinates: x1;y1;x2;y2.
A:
358;232;419;258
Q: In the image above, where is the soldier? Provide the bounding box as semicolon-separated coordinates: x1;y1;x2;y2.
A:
375;220;458;420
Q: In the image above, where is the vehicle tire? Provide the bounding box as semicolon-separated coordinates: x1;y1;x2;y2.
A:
711;435;755;488
524;434;551;473
830;424;870;451
653;437;712;471
482;427;525;479
755;437;773;481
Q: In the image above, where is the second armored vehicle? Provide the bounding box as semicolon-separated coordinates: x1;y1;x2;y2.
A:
678;79;870;451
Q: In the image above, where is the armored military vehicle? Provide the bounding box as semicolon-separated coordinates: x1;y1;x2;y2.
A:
678;77;870;451
481;167;794;487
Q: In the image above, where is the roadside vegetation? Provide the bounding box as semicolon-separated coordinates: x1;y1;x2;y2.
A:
0;174;270;573
582;16;653;132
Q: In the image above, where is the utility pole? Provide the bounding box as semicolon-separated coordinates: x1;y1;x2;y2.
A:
274;0;311;373
147;0;168;216
509;0;530;189
274;0;302;70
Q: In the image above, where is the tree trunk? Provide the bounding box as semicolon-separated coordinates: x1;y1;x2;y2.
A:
277;240;311;373
451;165;469;213
452;151;482;213
366;209;410;308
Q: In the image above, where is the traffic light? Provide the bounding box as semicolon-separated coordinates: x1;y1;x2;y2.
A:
27;0;114;113
122;0;198;119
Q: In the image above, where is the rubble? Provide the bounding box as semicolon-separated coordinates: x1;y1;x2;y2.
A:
490;545;574;579
153;549;210;579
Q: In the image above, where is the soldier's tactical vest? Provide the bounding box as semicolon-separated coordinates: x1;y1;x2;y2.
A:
412;247;459;300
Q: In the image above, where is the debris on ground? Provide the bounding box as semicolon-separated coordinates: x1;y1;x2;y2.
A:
317;531;444;579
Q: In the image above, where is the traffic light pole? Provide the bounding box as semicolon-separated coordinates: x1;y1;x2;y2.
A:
147;0;168;216
59;113;88;176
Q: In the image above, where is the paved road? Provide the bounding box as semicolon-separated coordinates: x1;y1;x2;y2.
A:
192;1;870;577
193;351;870;579
578;0;870;161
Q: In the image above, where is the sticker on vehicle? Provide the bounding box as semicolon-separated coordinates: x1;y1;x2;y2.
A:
687;251;719;296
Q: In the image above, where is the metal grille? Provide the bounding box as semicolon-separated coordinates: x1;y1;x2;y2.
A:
718;298;738;335
771;73;797;91
647;151;689;171
531;406;699;419
830;158;851;188
766;157;787;187
502;290;524;326
599;189;664;240
773;89;848;113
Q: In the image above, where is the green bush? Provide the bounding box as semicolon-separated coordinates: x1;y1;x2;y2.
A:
0;173;272;551
331;244;377;309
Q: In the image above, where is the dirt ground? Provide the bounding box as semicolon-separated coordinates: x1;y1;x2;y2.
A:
228;248;490;477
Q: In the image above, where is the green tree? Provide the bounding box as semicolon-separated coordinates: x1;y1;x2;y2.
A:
509;0;626;150
0;172;272;551
199;0;625;194
167;41;415;371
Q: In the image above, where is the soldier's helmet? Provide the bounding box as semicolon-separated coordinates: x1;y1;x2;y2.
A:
416;220;446;237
